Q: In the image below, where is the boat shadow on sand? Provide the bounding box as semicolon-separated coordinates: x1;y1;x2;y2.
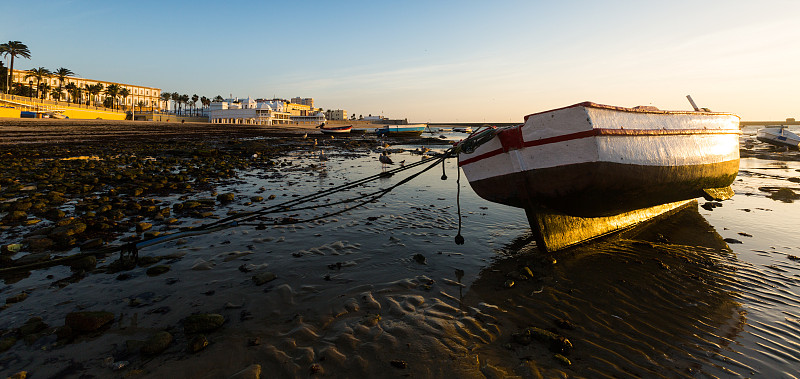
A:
460;202;750;378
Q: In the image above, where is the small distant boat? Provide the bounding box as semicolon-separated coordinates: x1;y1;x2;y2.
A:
457;101;741;251
375;124;426;137
318;124;352;134
756;126;800;149
438;128;452;132
453;127;473;133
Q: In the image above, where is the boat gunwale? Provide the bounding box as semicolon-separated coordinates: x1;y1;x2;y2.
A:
458;127;742;167
523;101;741;122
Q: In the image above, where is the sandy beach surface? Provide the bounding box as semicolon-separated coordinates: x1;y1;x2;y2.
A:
0;119;799;378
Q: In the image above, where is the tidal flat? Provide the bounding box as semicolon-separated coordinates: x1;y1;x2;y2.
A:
0;121;799;378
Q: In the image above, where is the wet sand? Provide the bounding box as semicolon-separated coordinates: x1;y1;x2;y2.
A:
0;120;799;378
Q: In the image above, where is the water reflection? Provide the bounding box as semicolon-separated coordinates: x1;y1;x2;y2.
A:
463;204;753;377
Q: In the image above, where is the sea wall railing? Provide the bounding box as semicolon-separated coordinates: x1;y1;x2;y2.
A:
0;93;151;113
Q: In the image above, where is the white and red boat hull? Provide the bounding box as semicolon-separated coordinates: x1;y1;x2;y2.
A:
458;102;741;250
319;125;352;134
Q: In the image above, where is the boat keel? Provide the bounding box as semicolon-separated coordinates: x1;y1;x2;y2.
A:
526;199;696;252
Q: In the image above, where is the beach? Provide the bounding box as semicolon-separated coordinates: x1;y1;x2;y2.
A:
0;120;799;378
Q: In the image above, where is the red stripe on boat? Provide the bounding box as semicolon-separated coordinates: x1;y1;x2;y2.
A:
458;128;740;167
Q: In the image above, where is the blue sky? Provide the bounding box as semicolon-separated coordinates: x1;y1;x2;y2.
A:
3;0;798;122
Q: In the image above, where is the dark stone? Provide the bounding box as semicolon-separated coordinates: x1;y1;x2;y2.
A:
549;335;573;355
252;272;276;285
390;360;407;369
19;317;48;336
141;331;173;355
217;193;235;203
412;253;426;264
146;265;170;276
65;311;114;333
188;335;209;353
6;292;28;304
183;313;224;334
69;255;97;271
0;336;18;352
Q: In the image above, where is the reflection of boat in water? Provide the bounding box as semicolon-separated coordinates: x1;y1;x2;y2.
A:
375;124;426;137
461;202;742;377
318;124;352;134
756;125;800;149
457;102;741;251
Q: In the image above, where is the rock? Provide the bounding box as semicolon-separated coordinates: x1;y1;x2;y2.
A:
4;210;27;222
188;335;209;353
146;265;170;276
137;256;162;267
1;243;22;254
769;188;800;202
25;236;53;251
183;313;225;334
549;335;573;355
6;292;28;304
19;317;48;337
217;193;235;203
252;272;276;285
136;222;152;233
141;331;173;355
250;196;263;202
65;311;114;333
229;364;261;379
723;238;743;244
0;336;18;352
69;255;97;271
390;360;407;369
80;238;104;251
412;253;426;264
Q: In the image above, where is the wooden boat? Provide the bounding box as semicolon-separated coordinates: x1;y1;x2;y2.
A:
756;126;800;149
318;124;352;134
375;124;426;137
457;102;741;251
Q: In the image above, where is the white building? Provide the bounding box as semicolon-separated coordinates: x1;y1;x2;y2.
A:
208;97;291;125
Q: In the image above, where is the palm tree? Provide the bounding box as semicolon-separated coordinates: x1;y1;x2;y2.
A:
105;84;120;110
0;61;7;93
180;94;189;116
160;92;171;112
200;96;210;115
39;82;51;100
64;82;77;104
171;92;179;114
53;67;74;101
120;88;130;110
0;41;32;94
137;100;144;112
213;95;224;102
191;94;199;116
50;86;62;102
24;67;51;100
86;83;104;107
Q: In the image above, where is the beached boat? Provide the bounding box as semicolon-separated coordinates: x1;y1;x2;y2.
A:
756;126;800;149
375;124;426;137
453;127;473;133
457;102;741;251
318;124;352;134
